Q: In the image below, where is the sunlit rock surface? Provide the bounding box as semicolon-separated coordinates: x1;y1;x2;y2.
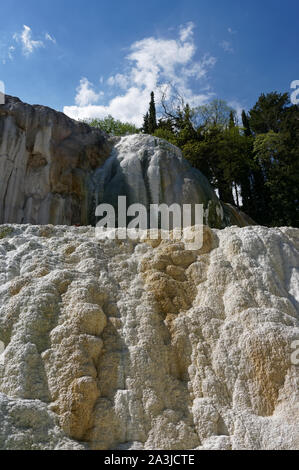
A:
0;96;252;228
0;224;298;450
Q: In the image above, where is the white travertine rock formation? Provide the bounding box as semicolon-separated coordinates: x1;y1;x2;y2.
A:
0;224;298;450
0;393;85;450
92;134;228;228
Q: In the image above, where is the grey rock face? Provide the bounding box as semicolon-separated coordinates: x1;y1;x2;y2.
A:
0;96;111;226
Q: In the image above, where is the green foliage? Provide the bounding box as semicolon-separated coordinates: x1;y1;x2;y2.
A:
152;100;252;206
242;110;252;136
142;112;149;134
249;92;290;134
248;94;299;226
150;91;299;227
253;131;282;163
153;128;177;146
87;115;140;136
253;129;299;226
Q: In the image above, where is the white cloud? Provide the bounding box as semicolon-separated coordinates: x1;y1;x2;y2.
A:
64;23;216;126
45;33;56;44
179;22;194;42
219;40;234;53
66;87;151;124
75;77;104;107
107;73;130;89
1;25;55;64
14;25;44;56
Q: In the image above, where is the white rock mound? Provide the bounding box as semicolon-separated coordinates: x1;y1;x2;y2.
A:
92;134;226;227
0;224;298;450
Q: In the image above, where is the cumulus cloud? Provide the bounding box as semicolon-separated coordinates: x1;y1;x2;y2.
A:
75;77;104;107
107;73;130;90
14;25;44;56
66;87;152;124
64;23;216;126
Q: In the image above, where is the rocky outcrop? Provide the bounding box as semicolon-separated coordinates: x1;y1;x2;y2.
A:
0;224;298;450
0;96;111;226
0;96;253;229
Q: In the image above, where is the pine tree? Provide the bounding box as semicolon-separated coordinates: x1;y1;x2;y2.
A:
148;91;157;134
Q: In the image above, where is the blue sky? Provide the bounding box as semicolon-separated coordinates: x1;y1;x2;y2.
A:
0;0;298;125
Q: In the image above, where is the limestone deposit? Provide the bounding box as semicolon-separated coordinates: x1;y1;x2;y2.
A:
0;224;298;450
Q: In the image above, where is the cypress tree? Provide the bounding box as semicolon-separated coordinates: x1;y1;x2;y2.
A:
148;91;157;134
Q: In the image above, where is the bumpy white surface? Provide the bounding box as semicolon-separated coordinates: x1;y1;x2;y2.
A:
0;224;298;450
0;393;85;450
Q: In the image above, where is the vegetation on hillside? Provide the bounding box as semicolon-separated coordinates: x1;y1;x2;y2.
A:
86;115;140;136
